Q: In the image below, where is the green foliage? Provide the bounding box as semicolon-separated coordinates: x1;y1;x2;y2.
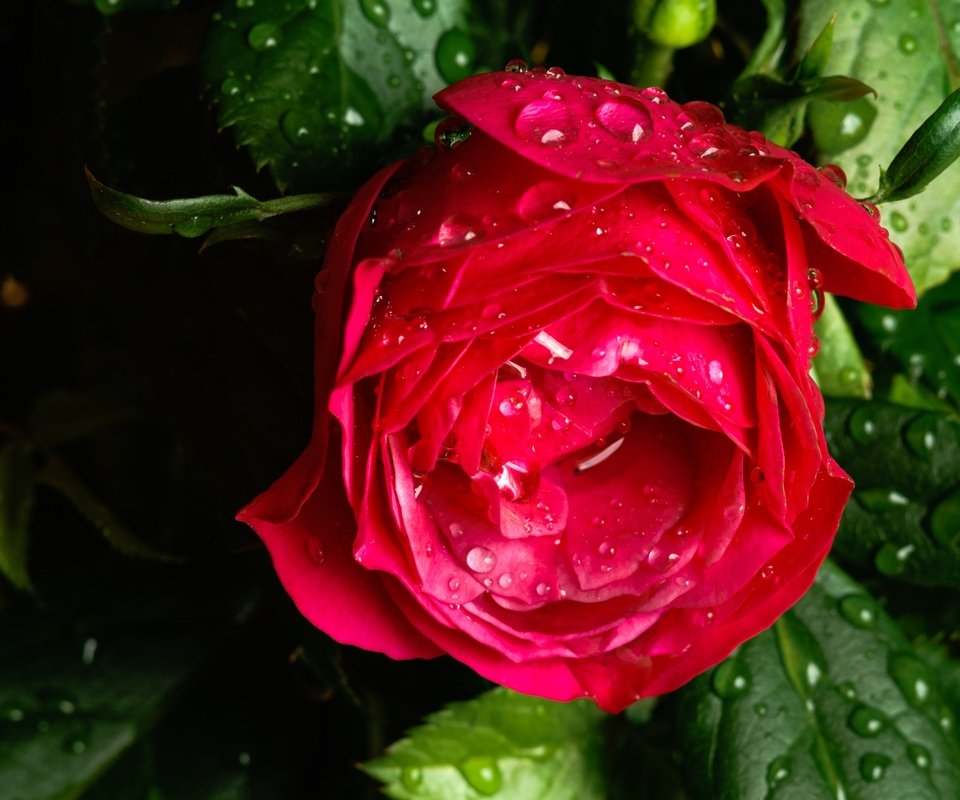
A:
798;0;960;295
813;295;872;399
363;688;607;799
202;0;471;191
0;567;256;800
673;561;960;800
824;399;960;587
0;443;36;591
858;269;960;410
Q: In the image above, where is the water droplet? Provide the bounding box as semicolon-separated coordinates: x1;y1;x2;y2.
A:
497;573;513;589
837;681;857;700
438;214;481;246
516;181;575;224
280;110;313;147
859;753;891;782
594;100;653;143
545;65;565;79
448;577;461;592
459;756;502;795
712;659;750;699
505;58;529;72
554;388;577;407
931;491;960;546
819;163;847;188
535;582;551;597
598;540;615;557
848;705;885;737
435;28;475;83
236;0;255;7
903;414;937;460
647;547;680;572
401;766;424;790
838;595;877;629
221;77;243;96
875;542;914;576
899;33;918;54
515;99;575;145
754;702;768;717
907;743;931;769
359;0;390;25
247;22;282;51
434;117;472;149
466;546;496;573
767;756;791;788
889;210;909;232
857;488;910;512
848;406;879;445
750;467;765;483
889;653;933;708
411;0;435;17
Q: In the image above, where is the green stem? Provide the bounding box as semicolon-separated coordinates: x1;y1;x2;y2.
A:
631;39;676;88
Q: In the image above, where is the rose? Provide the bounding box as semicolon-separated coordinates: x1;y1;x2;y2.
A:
239;66;914;712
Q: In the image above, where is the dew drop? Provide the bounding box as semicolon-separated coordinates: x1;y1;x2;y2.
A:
535;582;551;597
459;756;502;796
435;28;475;83
438;214;481;246
497;573;513;589
221;77;243;96
280;110;312;147
819;163;847;188
890;210;909;232
711;659;750;699
247;22;282;51
930;491;960;546
505;58;529;72
448;577;461;592
466;546;497;574
838;595;877;629
889;653;933;708
305;535;326;565
874;542;914;576
545;66;565;79
594;100;653;143
515;99;576;144
907;743;931;770
848;705;885;737
898;33;918;54
359;0;390;26
411;0;435;17
859;753;891;782
766;756;791;788
401;767;424;790
847;406;879;444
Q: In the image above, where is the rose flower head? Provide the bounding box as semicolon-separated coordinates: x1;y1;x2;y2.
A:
239;66;915;712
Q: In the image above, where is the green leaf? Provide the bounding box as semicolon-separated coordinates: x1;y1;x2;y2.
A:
0;442;36;591
812;295;872;399
673;561;960;800
798;0;960;295
872;87;960;203
0;566;255;799
79;0;202;14
202;0;471;191
824;399;960;587
363;688;607;800
86;168;342;238
740;0;787;77
37;456;181;563
794;13;835;82
858;269;960;410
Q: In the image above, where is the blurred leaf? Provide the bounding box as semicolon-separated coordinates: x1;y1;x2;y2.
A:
29;390;143;450
79;0;204;14
0;566;257;800
794;13;834;82
813;294;872;399
726;73;874;147
202;0;470;191
740;0;786;77
824;399;960;587
0;442;36;591
37;456;181;563
871;86;960;204
363;687;607;800
798;0;960;295
674;560;960;800
859;270;960;410
86;168;342;238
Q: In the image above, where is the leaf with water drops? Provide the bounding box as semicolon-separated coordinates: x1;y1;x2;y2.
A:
0;565;256;799
0;442;36;592
797;0;960;295
824;398;960;587
812;294;872;399
673;560;960;800
858;268;960;410
203;0;471;191
363;687;606;799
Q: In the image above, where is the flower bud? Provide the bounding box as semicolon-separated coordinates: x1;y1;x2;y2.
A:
633;0;717;49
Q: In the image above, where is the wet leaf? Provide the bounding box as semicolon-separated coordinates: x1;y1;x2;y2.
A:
824;399;960;587
363;688;606;800
813;295;872;399
674;561;960;800
202;0;471;191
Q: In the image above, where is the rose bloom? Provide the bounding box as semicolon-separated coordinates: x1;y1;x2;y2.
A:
240;67;914;711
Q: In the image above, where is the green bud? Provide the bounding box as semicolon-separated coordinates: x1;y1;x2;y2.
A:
634;0;717;49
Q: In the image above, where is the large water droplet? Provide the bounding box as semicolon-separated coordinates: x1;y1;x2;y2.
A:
874;542;914;576
859;753;891;782
907;743;931;770
438;214;481;246
411;0;435;17
712;659;750;699
514;99;576;145
497;572;513;589
359;0;390;26
848;705;885;737
466;546;497;574
905;414;938;459
767;756;791;788
838;595;877;629
281;110;312;147
594;100;653;143
247;22;282;51
847;405;880;445
435;28;475;83
930;491;960;546
459;756;502;795
516;181;575;224
889;653;933;708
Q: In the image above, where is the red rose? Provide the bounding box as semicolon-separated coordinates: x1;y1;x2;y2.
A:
239;68;914;711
